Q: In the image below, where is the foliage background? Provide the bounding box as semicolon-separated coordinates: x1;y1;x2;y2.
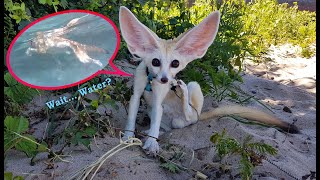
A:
4;0;316;98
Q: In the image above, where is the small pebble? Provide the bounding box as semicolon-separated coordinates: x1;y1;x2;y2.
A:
283;106;292;113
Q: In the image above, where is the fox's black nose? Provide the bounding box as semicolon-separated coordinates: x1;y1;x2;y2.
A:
161;77;168;83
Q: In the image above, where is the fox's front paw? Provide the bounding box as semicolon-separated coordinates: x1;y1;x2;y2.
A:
122;131;135;142
143;137;159;156
26;48;33;56
177;80;188;92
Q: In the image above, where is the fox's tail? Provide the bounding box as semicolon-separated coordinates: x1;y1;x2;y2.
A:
200;105;300;134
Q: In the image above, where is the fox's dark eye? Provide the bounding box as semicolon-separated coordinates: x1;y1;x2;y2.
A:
152;58;161;67
171;60;179;68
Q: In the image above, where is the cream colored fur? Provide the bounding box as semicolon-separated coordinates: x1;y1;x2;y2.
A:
119;6;298;155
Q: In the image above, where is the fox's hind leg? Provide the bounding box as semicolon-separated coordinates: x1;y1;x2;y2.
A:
172;81;204;128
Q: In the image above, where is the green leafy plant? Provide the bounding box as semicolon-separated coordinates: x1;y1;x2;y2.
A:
210;129;277;180
4;116;48;160
38;0;61;12
108;78;132;112
69;126;97;151
160;162;181;173
4;72;40;104
242;0;316;58
49;108;98;152
4;69;41;117
158;144;188;174
4;0;31;23
4;16;17;49
4;172;24;180
4;116;70;165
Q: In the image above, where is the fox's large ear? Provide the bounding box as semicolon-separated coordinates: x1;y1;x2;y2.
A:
174;11;220;62
119;6;160;57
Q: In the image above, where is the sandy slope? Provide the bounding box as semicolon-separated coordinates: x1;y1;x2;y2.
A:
5;44;316;180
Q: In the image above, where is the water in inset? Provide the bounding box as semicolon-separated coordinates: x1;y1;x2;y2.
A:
9;12;117;87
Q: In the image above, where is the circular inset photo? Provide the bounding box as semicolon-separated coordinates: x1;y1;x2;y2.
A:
7;10;119;88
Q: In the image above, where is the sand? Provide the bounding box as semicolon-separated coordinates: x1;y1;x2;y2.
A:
5;44;316;180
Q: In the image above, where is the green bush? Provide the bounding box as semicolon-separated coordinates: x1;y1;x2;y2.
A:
210;129;278;180
4;0;31;23
242;0;316;58
4;116;48;159
4;0;316;71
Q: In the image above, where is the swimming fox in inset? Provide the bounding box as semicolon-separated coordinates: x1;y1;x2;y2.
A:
26;16;108;67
